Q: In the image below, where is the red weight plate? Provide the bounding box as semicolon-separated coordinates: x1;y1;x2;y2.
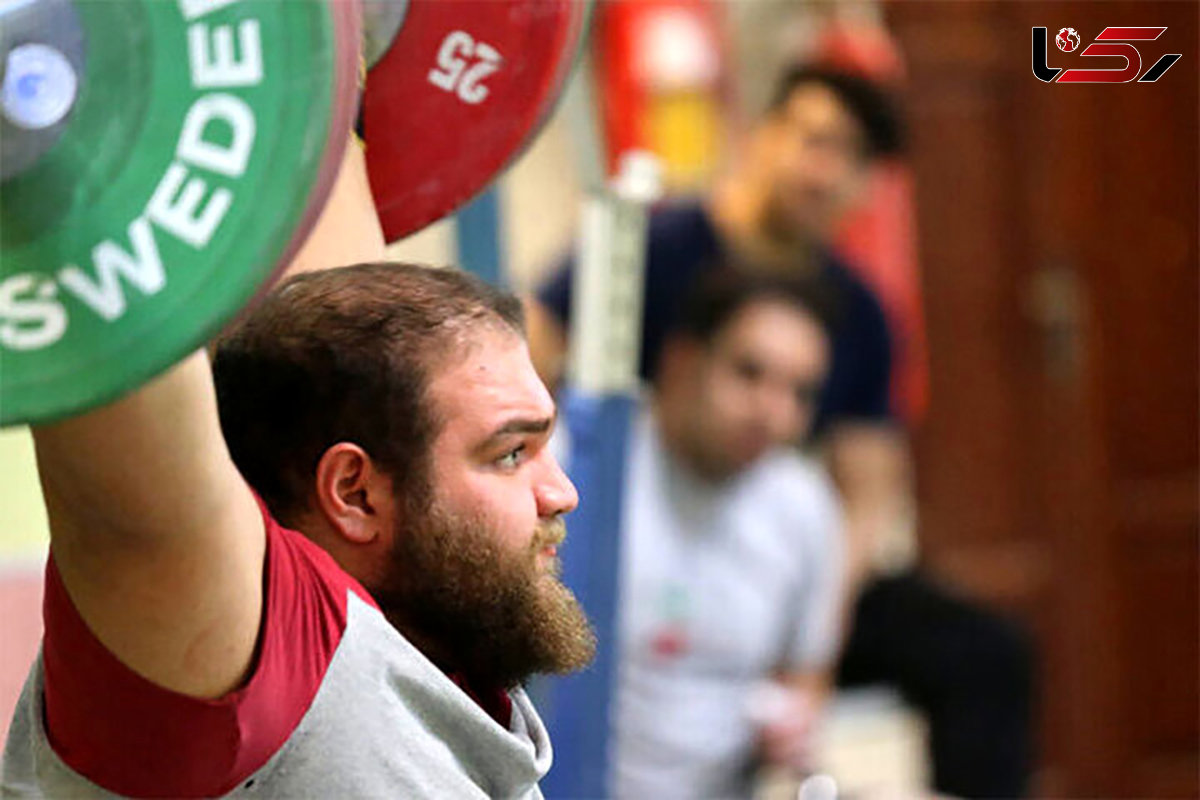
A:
363;0;588;242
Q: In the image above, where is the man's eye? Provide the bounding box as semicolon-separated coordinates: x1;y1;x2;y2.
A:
735;360;763;382
497;445;526;469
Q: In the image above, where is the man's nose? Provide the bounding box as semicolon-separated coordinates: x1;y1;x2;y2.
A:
535;451;579;517
757;385;802;443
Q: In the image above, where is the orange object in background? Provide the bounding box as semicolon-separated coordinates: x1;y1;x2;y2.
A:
816;21;930;426
593;0;728;191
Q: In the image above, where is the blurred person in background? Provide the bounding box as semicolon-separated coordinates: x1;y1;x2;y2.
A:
529;64;1033;798
613;269;844;799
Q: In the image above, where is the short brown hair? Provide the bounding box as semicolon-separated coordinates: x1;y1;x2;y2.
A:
676;267;836;346
213;262;524;523
768;64;904;159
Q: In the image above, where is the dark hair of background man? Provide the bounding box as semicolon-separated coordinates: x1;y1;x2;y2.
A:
768;64;906;159
674;267;839;352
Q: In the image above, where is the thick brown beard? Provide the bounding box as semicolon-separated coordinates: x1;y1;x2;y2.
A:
371;502;596;690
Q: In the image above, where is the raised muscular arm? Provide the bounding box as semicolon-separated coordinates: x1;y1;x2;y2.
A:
31;138;384;698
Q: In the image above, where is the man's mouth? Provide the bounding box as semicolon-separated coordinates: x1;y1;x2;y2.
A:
533;523;566;551
535;538;563;576
536;536;562;566
531;521;567;574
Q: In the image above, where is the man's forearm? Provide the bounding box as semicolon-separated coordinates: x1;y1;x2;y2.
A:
524;297;568;390
283;138;386;277
826;422;913;598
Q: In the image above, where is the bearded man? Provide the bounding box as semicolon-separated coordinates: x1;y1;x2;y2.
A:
2;142;593;798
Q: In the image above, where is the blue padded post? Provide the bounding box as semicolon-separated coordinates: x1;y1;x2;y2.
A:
537;387;635;799
454;186;504;287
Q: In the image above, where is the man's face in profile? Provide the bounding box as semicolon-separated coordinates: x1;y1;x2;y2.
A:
374;326;595;688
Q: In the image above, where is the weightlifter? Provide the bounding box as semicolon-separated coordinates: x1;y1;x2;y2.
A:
2;139;594;797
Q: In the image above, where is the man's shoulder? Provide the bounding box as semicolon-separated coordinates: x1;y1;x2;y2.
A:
752;449;830;495
818;249;889;322
649;198;710;227
816;247;865;293
647;200;721;252
745;450;841;530
30;501;374;799
263;505;377;613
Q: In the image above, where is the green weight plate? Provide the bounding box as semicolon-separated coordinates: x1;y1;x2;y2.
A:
0;0;359;426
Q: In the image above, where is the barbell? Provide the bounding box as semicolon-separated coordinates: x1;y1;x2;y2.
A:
0;0;588;426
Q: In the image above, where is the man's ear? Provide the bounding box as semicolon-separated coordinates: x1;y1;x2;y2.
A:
313;443;395;545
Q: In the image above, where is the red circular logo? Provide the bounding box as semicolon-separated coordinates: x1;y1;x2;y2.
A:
1056;27;1081;52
